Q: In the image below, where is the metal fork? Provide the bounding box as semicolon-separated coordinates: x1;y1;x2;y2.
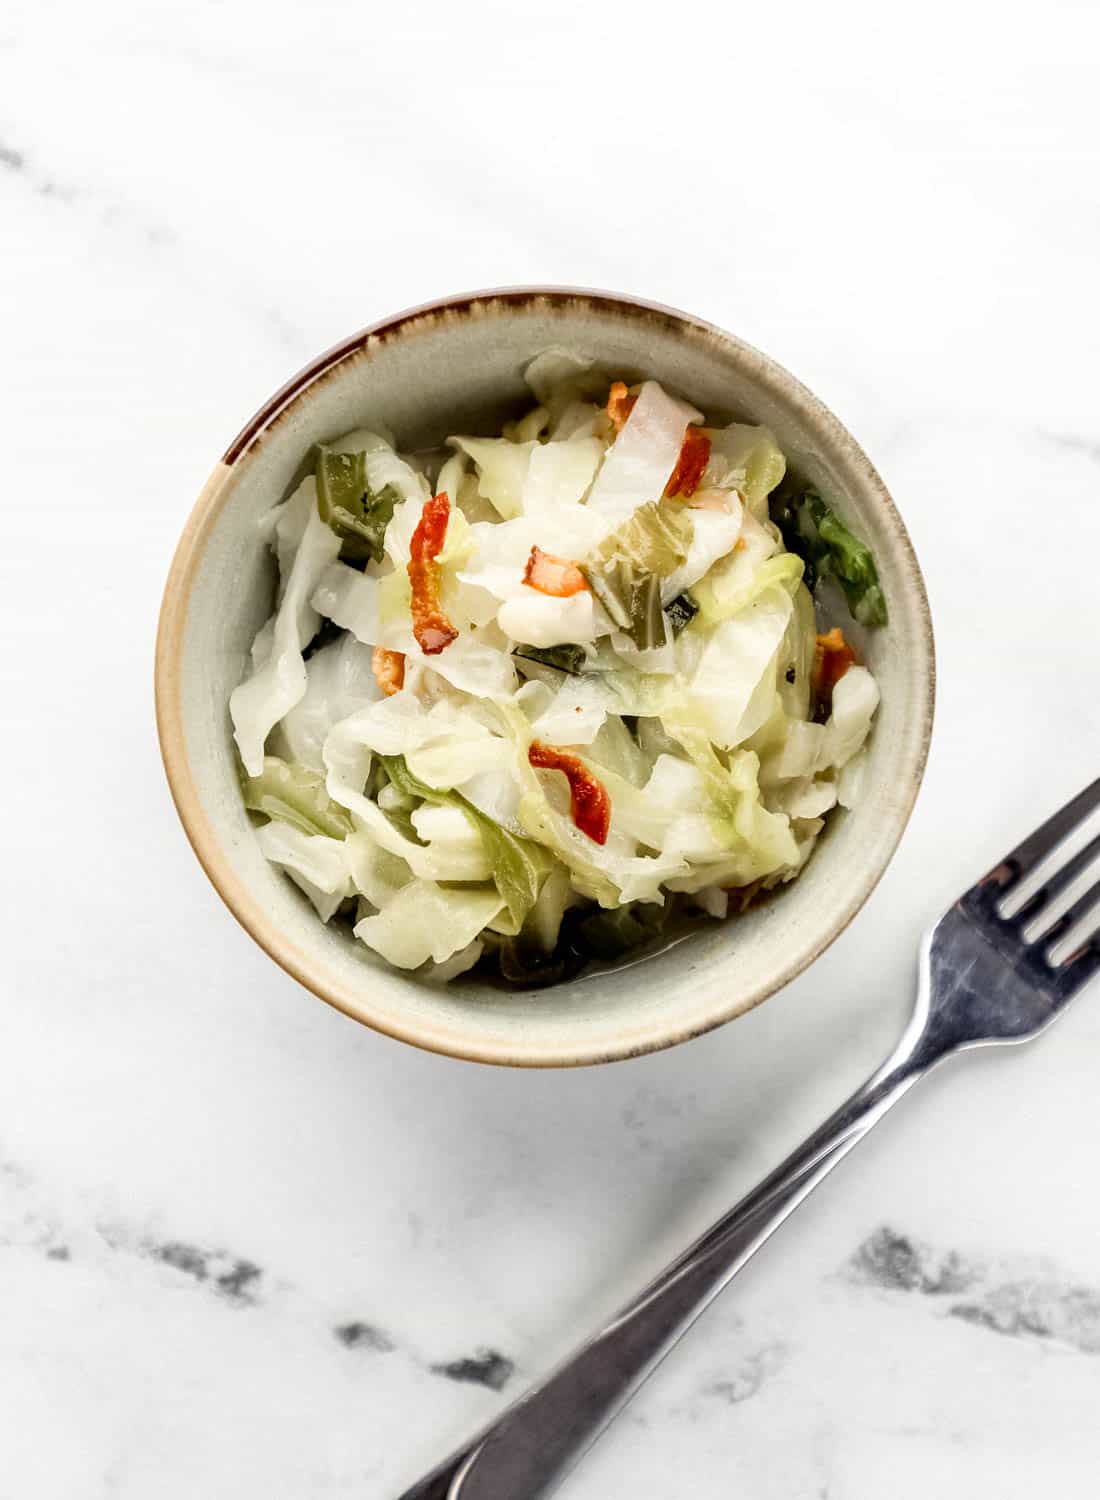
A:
398;780;1100;1500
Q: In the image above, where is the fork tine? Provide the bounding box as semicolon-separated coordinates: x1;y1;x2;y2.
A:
1055;935;1100;999
983;776;1100;894
1011;828;1100;927
1041;875;1100;953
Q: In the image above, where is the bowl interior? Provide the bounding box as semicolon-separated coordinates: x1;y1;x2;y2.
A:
158;291;933;1066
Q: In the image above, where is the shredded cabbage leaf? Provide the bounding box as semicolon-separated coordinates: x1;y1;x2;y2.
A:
241;755;355;840
380;753;551;932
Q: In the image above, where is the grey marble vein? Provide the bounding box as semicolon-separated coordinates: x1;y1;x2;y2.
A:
703;1341;787;1405
0;1147;511;1384
430;1349;515;1391
846;1226;1100;1356
333;1320;396;1352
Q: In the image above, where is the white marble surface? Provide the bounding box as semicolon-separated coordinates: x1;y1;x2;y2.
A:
4;2;1100;1495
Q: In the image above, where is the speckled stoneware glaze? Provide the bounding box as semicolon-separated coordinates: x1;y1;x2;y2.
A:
155;288;935;1067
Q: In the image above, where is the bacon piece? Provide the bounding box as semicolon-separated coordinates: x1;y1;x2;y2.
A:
528;741;611;845
372;646;405;697
522;545;590;598
665;427;711;499
812;627;857;709
407;491;459;655
606;380;636;433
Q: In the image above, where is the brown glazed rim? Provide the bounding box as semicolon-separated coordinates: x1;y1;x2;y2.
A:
155;286;935;1068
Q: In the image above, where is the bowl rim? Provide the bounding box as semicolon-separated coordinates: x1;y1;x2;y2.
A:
155;285;935;1067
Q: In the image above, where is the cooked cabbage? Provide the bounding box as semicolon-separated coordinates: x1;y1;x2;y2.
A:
232;360;885;982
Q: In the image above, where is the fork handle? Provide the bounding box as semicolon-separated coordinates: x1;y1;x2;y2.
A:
398;1037;935;1500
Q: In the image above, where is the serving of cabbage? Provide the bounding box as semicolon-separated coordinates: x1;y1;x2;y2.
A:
230;353;885;985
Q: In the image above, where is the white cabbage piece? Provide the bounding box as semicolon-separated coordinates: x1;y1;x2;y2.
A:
521;436;605;520
767;778;839;819
255;822;353;922
447;437;536;520
658;721;800;888
690;510;790;623
679;589;793;748
410;731;514;793
595;754;728;865
410;802;480;846
706;424;786;521
325;695;507;791
383;492;428;566
497;590;597;648
231;490;342;777
460;767;524;832
507;405;550;442
790;815;827;870
583;715;652;787
607;630;676;676
551;400;604;440
455;516;537;601
277;635;381;772
249;616;275;670
647;752;708;805
407;803;492;881
310;562;382;646
354;880;505;969
455;470;500;525
837;747;870;808
435;450;467;504
344;830;413;909
525;863;574;953
272;477;319;603
586;381;703;525
693;885;729;920
323;711;496;882
399;630;519;700
530;674;608;746
523;350;610;433
819;666;880;770
661;506;743;603
423;940;485;983
762;719;826;784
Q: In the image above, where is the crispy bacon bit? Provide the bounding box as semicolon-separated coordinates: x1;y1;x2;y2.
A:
372;646;405;697
522;545;590;597
528;741;611;845
812;627;857;709
665;427;712;499
606;380;637;433
407;491;459;656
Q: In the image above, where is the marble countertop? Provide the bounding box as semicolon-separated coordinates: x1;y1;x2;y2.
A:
4;3;1100;1495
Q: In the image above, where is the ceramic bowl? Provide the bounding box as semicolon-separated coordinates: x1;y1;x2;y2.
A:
155;288;934;1067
